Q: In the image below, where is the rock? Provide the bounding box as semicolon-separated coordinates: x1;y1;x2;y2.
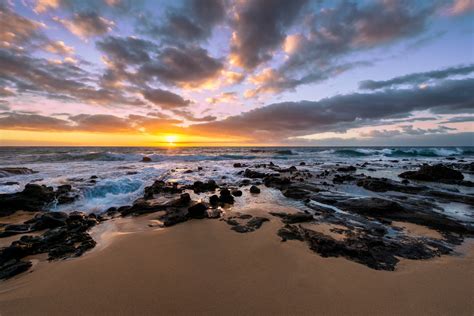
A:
0;259;32;279
275;224;444;271
184;169;193;174
282;187;310;199
206;208;223;219
269;212;313;224
225;215;269;233
356;177;425;194
0;212;98;279
190;180;218;193
399;164;463;182
142;156;152;162
231;189;243;197
158;209;188;227
0;224;32;238
180;193;191;204
0;168;36;178
0;184;56;215
335;197;470;234
249;185;260;194
299;162;306;166
144;181;182;199
243;169;266;179
209;194;220;206
337;166;357;172
25;212;68;230
1;182;19;186
188;203;208;219
219;188;235;204
233;163;245;168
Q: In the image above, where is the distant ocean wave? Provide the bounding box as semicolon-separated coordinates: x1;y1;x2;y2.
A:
329;147;472;158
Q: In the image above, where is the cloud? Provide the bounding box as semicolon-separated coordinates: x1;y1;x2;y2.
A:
206;91;237;104
142;88;191;109
54;12;114;39
171;110;217;122
96;36;157;64
0;111;183;134
0;49;142;106
359;64;474;90
0;112;72;131
440;115;474;124
0;4;46;49
247;1;438;95
139;46;223;88
192;77;474;140
446;0;474;15
43;40;75;55
229;0;308;69
137;0;226;43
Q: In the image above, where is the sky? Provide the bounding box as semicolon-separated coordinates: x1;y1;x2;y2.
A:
0;0;473;146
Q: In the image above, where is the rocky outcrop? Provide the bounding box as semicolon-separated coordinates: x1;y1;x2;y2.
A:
0;184;76;216
399;164;466;184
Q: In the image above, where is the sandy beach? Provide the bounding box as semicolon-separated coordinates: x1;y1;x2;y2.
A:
0;208;473;316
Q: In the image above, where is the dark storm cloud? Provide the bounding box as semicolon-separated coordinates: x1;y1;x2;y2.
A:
230;0;308;69
359;64;474;90
142;88;191;109
96;36;158;64
137;0;226;43
252;1;439;95
139;46;223;87
194;77;474;140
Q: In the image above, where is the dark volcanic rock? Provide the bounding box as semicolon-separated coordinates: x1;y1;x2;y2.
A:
0;259;32;279
209;194;220;206
219;188;235;204
335;197;470;234
0;212;98;279
399;164;463;182
142;156;152;162
356;177;425;194
188;203;208;219
26;212;68;230
144;181;182;199
249;185;261;194
337;166;357;172
243;169;266;179
270;212;314;224
158;208;189;227
228;216;269;233
0;184;75;216
231;189;243;197
189;180;218;193
276;224;453;271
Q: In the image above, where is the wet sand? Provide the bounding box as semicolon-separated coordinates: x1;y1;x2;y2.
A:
0;214;473;316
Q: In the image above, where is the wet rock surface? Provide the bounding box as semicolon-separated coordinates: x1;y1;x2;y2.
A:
0;184;77;216
0;211;98;279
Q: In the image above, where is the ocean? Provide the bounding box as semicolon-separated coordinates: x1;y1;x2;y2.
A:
1;146;473;216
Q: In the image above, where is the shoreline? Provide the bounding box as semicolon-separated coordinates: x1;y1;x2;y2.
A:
0;211;473;315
